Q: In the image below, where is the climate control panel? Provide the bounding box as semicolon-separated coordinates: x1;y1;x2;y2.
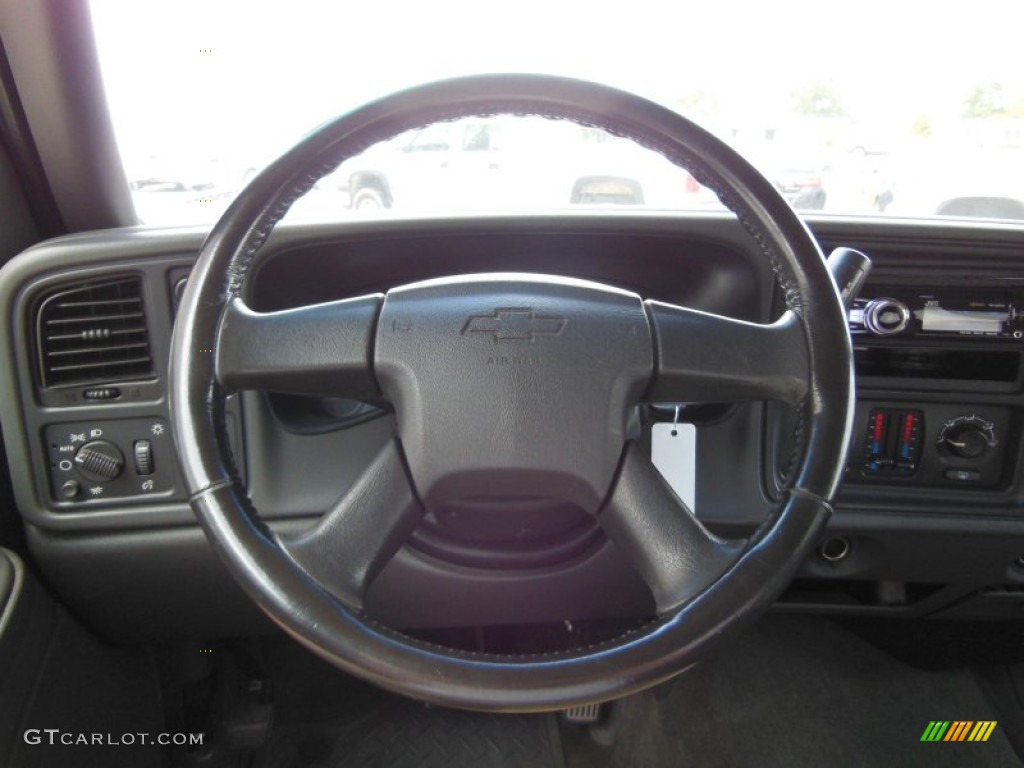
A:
849;403;1011;488
862;408;924;477
45;417;182;505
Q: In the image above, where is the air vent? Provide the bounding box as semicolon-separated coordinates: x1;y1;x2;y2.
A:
36;277;153;388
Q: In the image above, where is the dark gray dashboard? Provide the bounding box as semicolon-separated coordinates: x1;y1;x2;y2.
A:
2;212;1024;640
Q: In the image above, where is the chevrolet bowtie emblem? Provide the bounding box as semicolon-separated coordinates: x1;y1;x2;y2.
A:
461;308;567;342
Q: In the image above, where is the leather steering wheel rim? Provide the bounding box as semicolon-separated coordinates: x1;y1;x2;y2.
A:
169;74;854;712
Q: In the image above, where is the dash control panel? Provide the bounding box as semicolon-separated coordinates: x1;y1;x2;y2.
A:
849;402;1011;489
45;417;182;505
863;408;924;477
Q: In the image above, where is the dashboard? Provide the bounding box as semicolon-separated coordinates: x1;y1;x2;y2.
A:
2;212;1024;642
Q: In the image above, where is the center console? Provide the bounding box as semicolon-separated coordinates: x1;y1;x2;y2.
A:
842;280;1024;494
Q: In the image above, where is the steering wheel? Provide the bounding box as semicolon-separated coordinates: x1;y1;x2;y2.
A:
169;74;853;712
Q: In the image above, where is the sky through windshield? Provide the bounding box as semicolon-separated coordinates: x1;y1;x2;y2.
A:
89;1;1024;224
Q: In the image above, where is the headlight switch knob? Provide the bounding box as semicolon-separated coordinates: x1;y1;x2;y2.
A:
73;440;125;482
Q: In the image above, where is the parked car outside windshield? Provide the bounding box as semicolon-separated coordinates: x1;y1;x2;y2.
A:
338;117;720;213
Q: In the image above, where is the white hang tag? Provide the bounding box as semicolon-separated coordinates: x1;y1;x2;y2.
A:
651;422;697;512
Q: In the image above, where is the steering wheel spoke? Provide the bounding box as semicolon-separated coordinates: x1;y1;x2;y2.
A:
279;438;423;611
646;301;809;405
215;294;383;398
600;443;743;615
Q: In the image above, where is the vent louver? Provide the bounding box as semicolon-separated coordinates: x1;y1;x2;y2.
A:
36;277;153;388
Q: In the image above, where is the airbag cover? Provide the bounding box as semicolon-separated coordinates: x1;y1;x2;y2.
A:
375;274;652;513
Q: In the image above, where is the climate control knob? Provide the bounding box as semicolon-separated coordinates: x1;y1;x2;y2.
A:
937;416;997;460
863;298;911;336
73;440;125;482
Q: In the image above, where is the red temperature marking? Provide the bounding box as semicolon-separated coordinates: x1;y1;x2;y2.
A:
903;413;915;443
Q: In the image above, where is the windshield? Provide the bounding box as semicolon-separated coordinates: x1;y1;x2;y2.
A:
89;1;1024;226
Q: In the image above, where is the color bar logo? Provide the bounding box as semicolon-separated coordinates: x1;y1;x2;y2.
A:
921;721;998;742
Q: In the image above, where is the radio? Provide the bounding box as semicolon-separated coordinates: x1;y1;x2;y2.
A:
849;286;1024;340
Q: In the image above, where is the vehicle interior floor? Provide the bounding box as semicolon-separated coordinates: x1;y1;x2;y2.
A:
236;614;1024;768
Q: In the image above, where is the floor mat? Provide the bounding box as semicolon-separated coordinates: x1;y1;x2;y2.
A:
257;694;563;768
254;615;1021;768
564;615;1022;768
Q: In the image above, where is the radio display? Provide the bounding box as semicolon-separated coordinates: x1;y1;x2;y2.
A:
852;285;1024;339
918;307;1007;335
